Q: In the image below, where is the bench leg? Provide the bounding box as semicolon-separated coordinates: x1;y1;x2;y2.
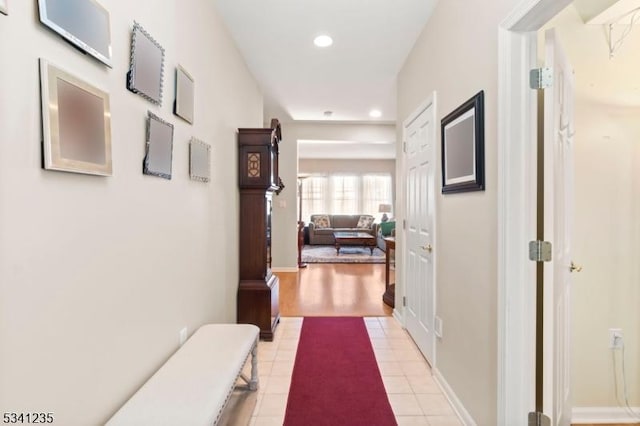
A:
249;340;259;391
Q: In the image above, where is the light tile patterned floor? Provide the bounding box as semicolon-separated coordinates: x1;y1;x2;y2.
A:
246;317;462;426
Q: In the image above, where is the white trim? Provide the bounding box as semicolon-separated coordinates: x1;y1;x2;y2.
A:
433;368;476;426
497;25;538;425
572;407;640;424
497;0;573;424
271;267;299;273
392;308;404;327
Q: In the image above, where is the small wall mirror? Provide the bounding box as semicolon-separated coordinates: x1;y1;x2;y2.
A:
174;65;194;124
189;138;210;182
143;112;174;179
127;21;164;105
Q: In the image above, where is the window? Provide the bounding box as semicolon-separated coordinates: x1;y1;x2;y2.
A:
301;176;327;223
299;173;393;221
330;175;359;214
362;174;393;218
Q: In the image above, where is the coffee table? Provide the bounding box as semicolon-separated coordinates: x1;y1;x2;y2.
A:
333;231;376;255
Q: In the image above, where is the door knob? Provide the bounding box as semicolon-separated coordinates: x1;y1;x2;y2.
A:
569;261;582;273
421;244;433;252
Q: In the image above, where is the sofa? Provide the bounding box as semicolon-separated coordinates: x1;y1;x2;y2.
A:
308;214;378;245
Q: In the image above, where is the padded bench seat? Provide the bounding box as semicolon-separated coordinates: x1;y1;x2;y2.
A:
107;324;259;426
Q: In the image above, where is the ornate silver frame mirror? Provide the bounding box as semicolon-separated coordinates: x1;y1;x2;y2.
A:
143;112;174;179
189;138;210;182
127;21;165;105
39;59;112;176
174;65;194;124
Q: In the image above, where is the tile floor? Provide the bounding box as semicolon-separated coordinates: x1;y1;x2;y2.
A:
245;317;462;426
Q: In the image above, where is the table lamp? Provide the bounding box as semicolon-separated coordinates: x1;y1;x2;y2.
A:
379;203;392;222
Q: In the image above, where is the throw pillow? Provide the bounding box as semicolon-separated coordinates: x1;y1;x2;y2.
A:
380;221;396;236
356;215;374;229
312;215;331;229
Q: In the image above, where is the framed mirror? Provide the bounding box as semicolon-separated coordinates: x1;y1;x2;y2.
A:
39;59;112;176
189;138;210;182
174;65;194;124
143;112;174;179
38;0;112;66
127;21;165;105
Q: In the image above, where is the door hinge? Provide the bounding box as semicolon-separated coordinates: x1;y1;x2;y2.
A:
529;240;552;262
529;67;553;90
403;141;407;153
403;219;406;230
528;412;551;426
403;296;406;307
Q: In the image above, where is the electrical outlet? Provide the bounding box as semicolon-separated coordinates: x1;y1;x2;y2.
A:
609;328;623;349
179;327;188;346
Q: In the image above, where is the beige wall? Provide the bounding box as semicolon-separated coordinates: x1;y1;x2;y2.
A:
269;122;299;270
397;0;520;424
0;1;262;424
571;99;640;407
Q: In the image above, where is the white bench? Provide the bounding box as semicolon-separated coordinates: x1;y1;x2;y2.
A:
107;324;260;426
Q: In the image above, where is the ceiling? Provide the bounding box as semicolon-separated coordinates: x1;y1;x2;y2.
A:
213;0;437;123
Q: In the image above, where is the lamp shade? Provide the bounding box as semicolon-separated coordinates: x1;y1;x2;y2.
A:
378;203;392;213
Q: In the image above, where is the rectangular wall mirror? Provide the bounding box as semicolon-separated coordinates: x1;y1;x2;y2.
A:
189;138;210;182
143;112;174;179
40;59;112;176
174;65;194;124
127;21;165;105
38;0;112;66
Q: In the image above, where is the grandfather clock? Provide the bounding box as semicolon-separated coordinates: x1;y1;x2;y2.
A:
237;119;283;341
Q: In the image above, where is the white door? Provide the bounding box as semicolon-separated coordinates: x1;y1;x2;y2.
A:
542;29;574;426
404;96;436;365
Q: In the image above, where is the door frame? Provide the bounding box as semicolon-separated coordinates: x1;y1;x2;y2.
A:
497;0;572;424
397;92;437;366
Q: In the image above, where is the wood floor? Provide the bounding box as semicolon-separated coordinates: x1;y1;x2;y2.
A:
278;263;393;317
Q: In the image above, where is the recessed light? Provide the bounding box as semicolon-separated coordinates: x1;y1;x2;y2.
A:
314;35;333;48
369;109;382;118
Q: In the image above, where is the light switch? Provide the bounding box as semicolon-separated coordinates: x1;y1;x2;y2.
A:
278;200;286;208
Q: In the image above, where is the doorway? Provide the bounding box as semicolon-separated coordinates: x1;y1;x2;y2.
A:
499;0;640;424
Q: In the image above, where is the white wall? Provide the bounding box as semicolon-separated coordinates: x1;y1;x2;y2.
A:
397;0;520;424
571;98;640;407
299;158;395;177
0;1;262;424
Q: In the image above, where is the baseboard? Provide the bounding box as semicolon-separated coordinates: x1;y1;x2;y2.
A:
392;308;404;326
572;406;640;423
271;267;299;273
433;368;476;426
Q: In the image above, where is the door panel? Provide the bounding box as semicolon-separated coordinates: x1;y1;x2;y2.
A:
542;28;574;426
404;98;436;365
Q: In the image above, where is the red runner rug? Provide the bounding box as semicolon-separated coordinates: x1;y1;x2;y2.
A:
283;317;397;426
